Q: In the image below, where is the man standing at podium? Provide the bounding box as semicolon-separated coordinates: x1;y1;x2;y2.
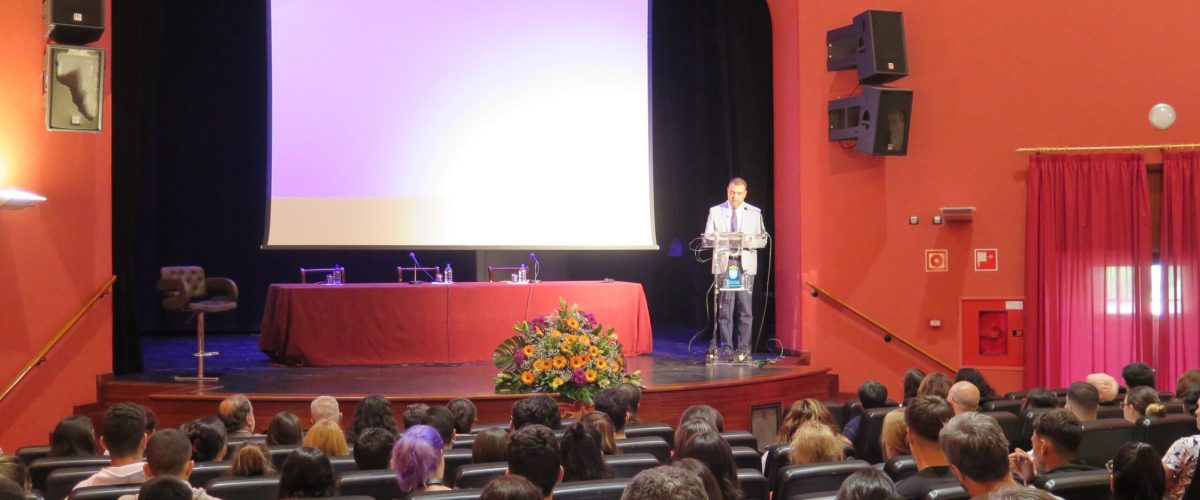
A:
704;177;765;364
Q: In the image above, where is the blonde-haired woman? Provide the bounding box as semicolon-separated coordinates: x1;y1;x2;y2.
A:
303;419;350;456
788;422;845;465
880;409;909;461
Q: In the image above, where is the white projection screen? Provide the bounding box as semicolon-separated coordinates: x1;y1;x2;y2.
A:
266;0;655;249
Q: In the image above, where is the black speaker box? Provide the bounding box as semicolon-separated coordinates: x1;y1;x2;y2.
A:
827;10;907;84
44;0;105;45
828;86;913;156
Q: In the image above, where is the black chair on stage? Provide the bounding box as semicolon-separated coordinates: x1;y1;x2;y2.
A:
45;467;102;500
614;436;670;462
603;453;659;479
29;457;111;494
66;485;140;500
624;423;674;450
731;446;762;470
883;455;917;483
550;478;629;500
737;469;769;500
1077;418;1135;467
721;430;759;450
336;469;403;500
442;448;474;488
1033;470;1111;500
156;265;238;382
454;462;508;489
205;475;280;500
772;460;870;499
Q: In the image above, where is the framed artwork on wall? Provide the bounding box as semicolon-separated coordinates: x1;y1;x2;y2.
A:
45;45;104;132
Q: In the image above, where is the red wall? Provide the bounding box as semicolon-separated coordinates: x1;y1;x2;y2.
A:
0;4;113;451
768;0;1200;396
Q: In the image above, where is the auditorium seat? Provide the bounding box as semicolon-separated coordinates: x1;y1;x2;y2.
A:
1003;390;1028;400
721;430;759;450
1135;414;1198;455
335;469;403;500
45;467;103;500
15;445;50;466
789;494;837;500
883;455;917;483
980;399;1024;416
979;411;1020;451
737;468;768;500
1033;469;1111;500
731;446;762;470
852;407;894;463
761;443;791;486
1077;419;1135;467
603;452;659;479
452;434;475;449
771;460;870;499
409;488;484;499
1096;405;1124;420
551;478;629;500
268;444;300;470
442;448;474;488
187;461;231;489
614;436;670;462
469;423;508;433
1016;408;1051;451
623;423;674;449
842;401;863;427
329;455;358;476
1165;402;1188;415
29;457;111;493
923;485;969;499
821;401;845;429
66;484;140;500
454;462;508;489
205;475;280;500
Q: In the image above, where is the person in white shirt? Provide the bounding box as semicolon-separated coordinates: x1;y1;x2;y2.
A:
703;177;766;363
75;403;149;490
116;429;221;500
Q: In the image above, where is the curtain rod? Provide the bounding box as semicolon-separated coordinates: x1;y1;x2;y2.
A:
1015;143;1200;153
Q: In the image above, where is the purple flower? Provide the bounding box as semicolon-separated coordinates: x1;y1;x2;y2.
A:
585;313;596;325
571;370;587;384
514;351;526;364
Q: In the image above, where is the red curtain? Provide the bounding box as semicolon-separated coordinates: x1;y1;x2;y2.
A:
1159;151;1200;391
1025;154;1153;389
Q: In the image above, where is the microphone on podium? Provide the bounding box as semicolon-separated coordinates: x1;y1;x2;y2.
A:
529;252;541;283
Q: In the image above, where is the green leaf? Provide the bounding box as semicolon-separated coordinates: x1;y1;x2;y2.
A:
492;335;523;369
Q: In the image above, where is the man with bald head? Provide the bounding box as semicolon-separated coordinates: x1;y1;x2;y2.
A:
218;394;257;437
310;395;342;424
1085;373;1119;405
947;381;980;415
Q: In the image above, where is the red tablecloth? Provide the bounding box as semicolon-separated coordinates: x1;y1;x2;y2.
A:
259;281;653;366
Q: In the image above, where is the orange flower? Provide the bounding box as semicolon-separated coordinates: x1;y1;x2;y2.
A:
550;330;563;338
521;371;535;385
587;346;599;357
535;327;545;336
585;369;598;382
533;359;549;372
611;362;621;372
523;345;535;357
595;358;607;370
578;335;591;345
560;345;572;355
570;355;585;369
566;317;581;330
564;334;577;344
581;354;591;364
552;356;568;369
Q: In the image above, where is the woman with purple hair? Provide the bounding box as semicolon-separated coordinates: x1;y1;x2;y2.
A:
391;424;450;493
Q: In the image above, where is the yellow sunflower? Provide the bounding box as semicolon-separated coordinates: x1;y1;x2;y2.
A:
550;330;563;338
566;317;581;330
533;359;549;372
587;346;599;357
551;377;565;389
535;327;545;336
520;371;535;385
595;358;607;370
523;345;535;357
578;335;591;345
585;369;598;382
560;345;572;355
564;334;577;344
552;356;568;369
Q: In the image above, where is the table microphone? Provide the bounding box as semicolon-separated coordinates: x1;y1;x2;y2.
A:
529;252;541;283
408;252;426;284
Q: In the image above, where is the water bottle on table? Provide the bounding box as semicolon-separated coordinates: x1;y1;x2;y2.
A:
518;264;527;283
445;264;453;283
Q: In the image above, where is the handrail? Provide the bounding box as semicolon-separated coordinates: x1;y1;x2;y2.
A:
0;275;117;404
805;281;956;374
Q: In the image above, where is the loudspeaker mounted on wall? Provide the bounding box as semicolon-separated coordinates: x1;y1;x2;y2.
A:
828;86;913;156
45;45;105;132
827;10;907;84
44;0;105;45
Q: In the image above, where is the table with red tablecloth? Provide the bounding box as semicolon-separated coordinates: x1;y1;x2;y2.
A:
258;281;653;366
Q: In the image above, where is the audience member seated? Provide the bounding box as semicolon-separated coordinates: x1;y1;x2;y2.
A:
837;468;900;500
1008;409;1094;484
579;412;618;455
673;420;716;455
1122;362;1156;390
775;399;839;446
472;427;510;464
1086;373;1120;405
678;405;725;434
402;403;430;430
1162;404;1200;499
881;410;910;461
420;406;458;449
227;443;274;477
674;430;741;500
393;425;451;494
302;419;349;457
137;404;161;436
615;382;643;426
482;475;544;500
0;456;30;493
844;381;889;441
788;422;844;465
902;369;926;406
279;447;335;498
50;415;99;457
309;395;342;426
349;395;400;443
1110;441;1165;500
507;424;563;499
182;417;227;463
1020;388;1059;414
594;389;630;439
621;464;707;500
217;394;257;438
671;458;721;500
117;428;218;500
352;427;395;471
917;373;952;399
76;403;150;490
947;381;980;415
939;412;1018;497
1123;386;1167;424
985;485;1057;499
511;397;560;431
1064;382;1099;422
530;395;563;430
955;368;997;401
135;476;193;500
559;422;612;482
0;477;24;500
1175;370;1200;402
894;396;956;500
447;398;478;435
265;412;303;446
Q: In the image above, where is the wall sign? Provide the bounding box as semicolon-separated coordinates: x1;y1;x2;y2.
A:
925;249;948;272
975;248;998;271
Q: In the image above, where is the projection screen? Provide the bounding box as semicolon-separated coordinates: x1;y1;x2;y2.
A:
265;0;654;249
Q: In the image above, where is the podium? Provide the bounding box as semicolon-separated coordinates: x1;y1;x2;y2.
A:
702;231;767;291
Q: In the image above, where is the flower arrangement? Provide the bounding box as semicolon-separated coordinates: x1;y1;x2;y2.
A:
493;298;642;403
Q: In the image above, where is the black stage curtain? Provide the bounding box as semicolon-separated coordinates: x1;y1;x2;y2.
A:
111;0;773;373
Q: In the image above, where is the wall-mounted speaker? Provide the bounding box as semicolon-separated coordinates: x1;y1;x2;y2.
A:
44;0;105;45
828;86;913;156
827;10;907;84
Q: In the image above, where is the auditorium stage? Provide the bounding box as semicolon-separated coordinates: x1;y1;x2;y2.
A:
89;332;836;435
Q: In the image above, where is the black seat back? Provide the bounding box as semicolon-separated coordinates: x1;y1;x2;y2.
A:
853;407;894;463
821;401;845;429
730;446;761;471
16;446;50;467
602;453;659;479
329;455;359;476
981;399;1024;417
442;449;473;488
45;466;103;500
979;411;1020;451
773;460;870;499
188;461;231;489
1096;405;1124;420
206;475;281;500
883;455;917;483
1033;470;1111;500
454;462;508;489
1078;419;1135;467
923;485;969;499
550;478;630;500
29;457;111;493
762;444;791;489
1135;414;1198;455
268;444;300;470
410;488;483;499
1016;408;1051;451
623;423;674;451
66;484;140;500
737;469;768;500
614;437;669;462
452;434;476;449
842;401;863;427
721;430;759;451
335;469;403;500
